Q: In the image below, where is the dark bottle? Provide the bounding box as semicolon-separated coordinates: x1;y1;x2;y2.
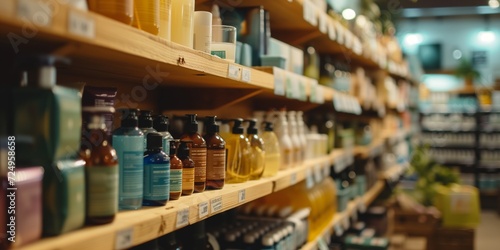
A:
81;110;119;225
139;110;158;150
180;114;207;193
204;116;226;190
178;141;195;196
169;140;183;200
143;133;170;206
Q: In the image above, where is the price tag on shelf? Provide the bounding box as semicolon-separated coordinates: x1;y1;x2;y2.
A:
238;189;246;203
314;164;322;183
17;0;52;27
176;208;189;229
273;67;285;96
210;196;223;214
115;228;134;250
291;172;298;186
305;168;314;188
68;10;95;39
241;67;251;83
198;201;209;219
318;12;328;34
328;19;336;41
227;64;241;80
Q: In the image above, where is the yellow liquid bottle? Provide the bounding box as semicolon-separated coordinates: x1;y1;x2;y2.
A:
171;0;194;47
224;119;251;183
132;0;160;35
261;121;281;177
159;0;171;40
245;119;265;180
87;0;134;25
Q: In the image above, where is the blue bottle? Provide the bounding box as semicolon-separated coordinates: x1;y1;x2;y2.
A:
112;109;144;210
143;132;170;206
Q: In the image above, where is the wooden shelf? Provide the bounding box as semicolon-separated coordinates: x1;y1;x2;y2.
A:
354;137;385;159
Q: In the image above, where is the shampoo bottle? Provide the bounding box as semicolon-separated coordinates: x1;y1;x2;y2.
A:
171;0;194;48
143;133;170;206
224;119;251;183
177;141;195;196
287;111;303;165
204;116;226;190
132;0;160;35
274;110;293;169
180;114;206;193
139;110;158;151
112;109;144;210
245;119;265;180
261;122;281;177
168;140;182;200
153;115;174;156
81;110;118;225
87;0;134;25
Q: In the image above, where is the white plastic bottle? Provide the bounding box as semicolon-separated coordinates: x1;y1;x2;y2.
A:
296;111;308;161
274;110;293;169
287;111;302;165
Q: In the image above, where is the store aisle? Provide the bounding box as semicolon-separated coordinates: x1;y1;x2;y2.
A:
476;211;500;250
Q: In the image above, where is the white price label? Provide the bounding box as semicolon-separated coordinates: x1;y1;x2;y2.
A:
238;189;246;203
176;208;189;228
328;20;336;41
228;64;240;79
318;12;328;34
199;201;209;219
210;196;223;214
274;67;285;96
291;172;298;186
241;68;251;83
314;165;322;183
68;10;95;39
115;228;134;250
306;168;314;188
17;0;52;27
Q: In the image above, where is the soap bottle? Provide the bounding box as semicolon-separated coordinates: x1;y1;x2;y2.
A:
171;0;195;48
153;114;174;156
143;132;170;206
80;110;118;225
204;116;226;190
112;109;144;210
177;141;195;196
245;119;265;180
296;111;308;160
87;0;134;25
225;119;251;183
287;111;303;165
139;110;158;151
168;140;182;200
132;0;160;35
260;122;281;177
159;0;172;40
180;114;206;193
274;110;293;169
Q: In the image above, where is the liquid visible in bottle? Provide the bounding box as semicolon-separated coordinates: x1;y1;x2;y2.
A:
87;0;134;25
132;0;160;35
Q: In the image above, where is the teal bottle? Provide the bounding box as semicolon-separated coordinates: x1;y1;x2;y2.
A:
112;109;144;210
139;110;158;150
143;132;170;206
153;115;174;156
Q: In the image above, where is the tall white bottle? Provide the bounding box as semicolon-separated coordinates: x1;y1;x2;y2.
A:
274;110;293;169
296;111;308;161
287;111;302;165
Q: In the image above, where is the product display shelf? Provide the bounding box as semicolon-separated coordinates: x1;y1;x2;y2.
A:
0;0;273;90
301;180;386;250
380;163;410;183
354;137;385;159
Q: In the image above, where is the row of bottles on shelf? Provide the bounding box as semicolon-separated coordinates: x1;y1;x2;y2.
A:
480;134;500;148
481;113;500;131
421;114;476;131
428;149;475;164
480;151;500;164
420;133;475;146
419;92;478;113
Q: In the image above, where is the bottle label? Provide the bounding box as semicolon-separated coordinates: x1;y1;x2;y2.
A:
86;165;118;216
143;162;170;201
162;137;171;156
112;135;144;201
207;149;226;180
190;148;207;183
182;167;195;191
170;169;183;193
211;50;226;59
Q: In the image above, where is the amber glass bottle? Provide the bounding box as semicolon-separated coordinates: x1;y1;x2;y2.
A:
169;140;183;200
177;141;194;196
203;116;226;189
180;114;206;193
87;0;134;25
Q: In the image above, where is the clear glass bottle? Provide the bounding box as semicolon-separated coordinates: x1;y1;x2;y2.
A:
245;119;265;180
143;132;170;206
204;116;226;190
261;122;281;177
180;114;206;193
168;140;182;200
112;109;144;210
171;0;194;47
224;119;251;183
80;110;118;224
287;111;303;165
132;0;160;35
87;0;134;25
177;141;194;196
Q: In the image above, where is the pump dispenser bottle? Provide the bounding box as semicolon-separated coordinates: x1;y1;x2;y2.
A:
225;119;251;183
177;141;195;196
261;122;281;177
274;110;293;169
139;110;158;150
113;109;144;210
245;119;265;180
204;116;226;189
143;132;170;206
168;140;182;200
181;114;206;193
153;115;174;156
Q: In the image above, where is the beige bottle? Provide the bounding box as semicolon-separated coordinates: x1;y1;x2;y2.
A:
171;0;194;47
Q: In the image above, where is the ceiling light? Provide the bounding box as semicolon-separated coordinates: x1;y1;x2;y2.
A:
489;0;499;9
478;31;495;43
404;33;423;46
342;9;356;20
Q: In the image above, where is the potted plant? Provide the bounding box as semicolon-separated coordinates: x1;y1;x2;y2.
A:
454;58;480;91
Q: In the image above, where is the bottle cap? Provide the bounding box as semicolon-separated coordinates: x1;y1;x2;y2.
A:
245;119;258;135
205;116;219;133
118;108;139;128
153;115;169;132
169;139;179;155
139;110;154;129
264;122;274;132
194;11;212;26
177;140;192;158
185;114;199;134
147;132;163;150
231;118;244;134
